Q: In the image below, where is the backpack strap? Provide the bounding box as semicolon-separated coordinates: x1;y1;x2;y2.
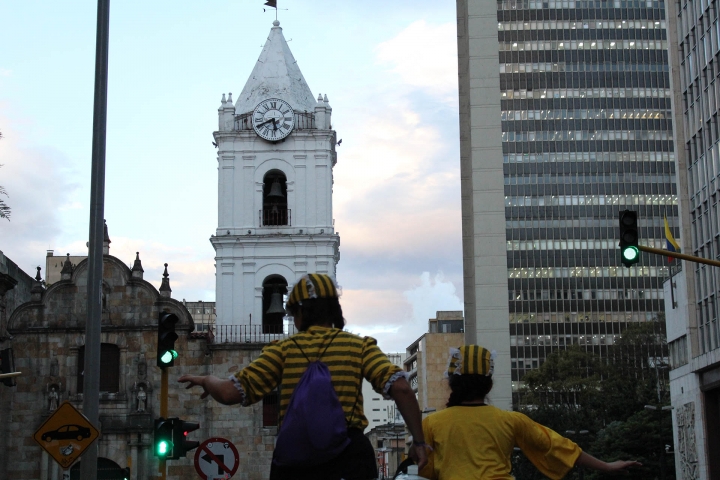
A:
290;336;312;363
290;328;342;363
317;329;342;361
290;330;362;428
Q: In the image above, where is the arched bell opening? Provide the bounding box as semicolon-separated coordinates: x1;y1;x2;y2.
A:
262;170;289;226
70;457;127;479
262;275;288;334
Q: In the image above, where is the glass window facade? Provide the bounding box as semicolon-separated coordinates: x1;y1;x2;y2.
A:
675;0;720;354
497;1;678;397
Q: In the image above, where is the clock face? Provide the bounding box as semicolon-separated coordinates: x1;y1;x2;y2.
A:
252;98;295;141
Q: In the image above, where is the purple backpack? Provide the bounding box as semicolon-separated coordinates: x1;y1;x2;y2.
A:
273;331;352;466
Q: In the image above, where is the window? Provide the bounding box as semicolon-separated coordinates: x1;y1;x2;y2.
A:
669;336;689;369
77;344;120;394
262;170;289;226
262;275;288;334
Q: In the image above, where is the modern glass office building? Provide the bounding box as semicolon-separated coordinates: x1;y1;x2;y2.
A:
495;0;678;397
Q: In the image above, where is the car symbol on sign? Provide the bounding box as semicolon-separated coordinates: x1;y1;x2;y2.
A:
42;424;92;442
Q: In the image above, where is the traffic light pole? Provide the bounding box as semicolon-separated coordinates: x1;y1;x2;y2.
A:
159;368;168;480
638;245;720;268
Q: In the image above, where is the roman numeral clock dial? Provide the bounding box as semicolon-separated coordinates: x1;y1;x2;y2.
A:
251;98;295;141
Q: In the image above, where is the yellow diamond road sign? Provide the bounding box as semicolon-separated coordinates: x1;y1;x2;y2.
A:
34;401;100;469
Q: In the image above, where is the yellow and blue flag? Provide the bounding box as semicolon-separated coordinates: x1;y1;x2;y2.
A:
664;216;680;262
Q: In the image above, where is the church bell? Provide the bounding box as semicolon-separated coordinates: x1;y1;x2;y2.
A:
267;180;284;198
266;291;286;314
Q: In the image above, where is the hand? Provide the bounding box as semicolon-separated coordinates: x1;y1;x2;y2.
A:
178;375;210;399
409;443;429;471
604;460;643;474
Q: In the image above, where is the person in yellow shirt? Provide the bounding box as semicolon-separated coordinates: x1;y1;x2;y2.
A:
418;345;641;480
179;273;427;480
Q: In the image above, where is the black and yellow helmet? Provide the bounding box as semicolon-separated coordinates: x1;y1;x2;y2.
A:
286;273;339;308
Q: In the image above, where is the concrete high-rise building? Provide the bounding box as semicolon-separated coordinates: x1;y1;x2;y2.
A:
362;352;405;433
457;1;677;408
662;1;720;478
404;311;465;412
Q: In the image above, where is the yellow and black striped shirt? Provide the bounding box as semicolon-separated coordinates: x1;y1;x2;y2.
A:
233;326;402;430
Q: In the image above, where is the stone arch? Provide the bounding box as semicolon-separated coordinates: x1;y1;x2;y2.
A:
255;158;295;226
255;158;296;185
70;457;126;479
254;264;295;291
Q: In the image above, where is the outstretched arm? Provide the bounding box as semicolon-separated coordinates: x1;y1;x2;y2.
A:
178;375;244;405
575;451;642;474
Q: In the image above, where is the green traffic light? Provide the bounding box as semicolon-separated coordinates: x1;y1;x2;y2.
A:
623;246;639;261
160;351;173;364
156;439;171;456
159;350;177;365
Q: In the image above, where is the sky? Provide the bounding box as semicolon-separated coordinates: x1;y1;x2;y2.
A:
0;0;464;353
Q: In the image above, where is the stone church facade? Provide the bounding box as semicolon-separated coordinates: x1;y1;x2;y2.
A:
2;240;283;480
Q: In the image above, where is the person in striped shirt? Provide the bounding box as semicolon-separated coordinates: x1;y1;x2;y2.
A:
179;273;428;480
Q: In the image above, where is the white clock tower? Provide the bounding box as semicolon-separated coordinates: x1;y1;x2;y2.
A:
212;20;340;330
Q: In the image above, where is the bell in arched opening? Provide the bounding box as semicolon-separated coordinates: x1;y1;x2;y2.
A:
267;180;284;198
266;291;285;314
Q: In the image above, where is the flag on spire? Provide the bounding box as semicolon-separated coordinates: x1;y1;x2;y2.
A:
264;0;277;7
664;216;680;262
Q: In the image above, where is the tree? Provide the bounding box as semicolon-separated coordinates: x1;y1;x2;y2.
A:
0;131;10;220
513;320;674;479
588;410;674;480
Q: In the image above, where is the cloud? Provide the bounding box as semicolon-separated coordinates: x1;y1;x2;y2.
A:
342;271;463;353
333;101;460;260
0;120;81;273
375;20;458;101
326;21;463;353
49;236;216;302
404;271;464;322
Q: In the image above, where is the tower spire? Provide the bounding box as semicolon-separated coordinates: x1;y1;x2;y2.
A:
234;21;317;115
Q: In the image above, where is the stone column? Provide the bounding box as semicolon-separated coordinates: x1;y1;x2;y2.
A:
130;441;138;479
41;450;49;480
50;459;59;480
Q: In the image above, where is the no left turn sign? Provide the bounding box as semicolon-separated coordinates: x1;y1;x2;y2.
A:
194;437;240;480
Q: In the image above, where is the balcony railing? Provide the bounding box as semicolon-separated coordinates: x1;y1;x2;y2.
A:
260;208;291;226
235;111;316;131
211;324;298;344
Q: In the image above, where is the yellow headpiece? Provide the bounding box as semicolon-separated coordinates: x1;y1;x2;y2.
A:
286;273;339;308
445;345;495;377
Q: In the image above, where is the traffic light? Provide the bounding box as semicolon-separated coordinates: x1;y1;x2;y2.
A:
157;312;179;368
173;419;200;458
0;348;16;387
619;209;640;267
121;467;130;480
153;417;174;458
